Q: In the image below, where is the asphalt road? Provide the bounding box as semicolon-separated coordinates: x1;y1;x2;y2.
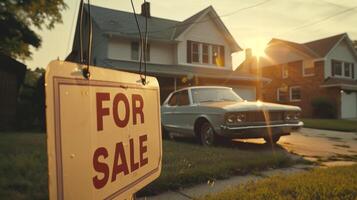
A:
238;128;357;166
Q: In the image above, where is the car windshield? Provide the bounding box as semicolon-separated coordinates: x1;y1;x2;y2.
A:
192;88;243;103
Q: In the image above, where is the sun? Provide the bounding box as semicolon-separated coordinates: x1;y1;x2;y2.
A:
250;38;268;58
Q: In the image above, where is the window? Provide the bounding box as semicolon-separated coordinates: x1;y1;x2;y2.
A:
202;44;209;64
303;62;314;76
131;42;139;60
192;42;199;63
290;87;301;102
277;87;288;102
187;41;224;67
168;93;178;106
282;64;288;79
344;63;351;77
212;45;219;65
177;90;190;106
332;60;342;76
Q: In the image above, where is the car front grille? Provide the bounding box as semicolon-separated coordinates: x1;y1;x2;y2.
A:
245;111;284;123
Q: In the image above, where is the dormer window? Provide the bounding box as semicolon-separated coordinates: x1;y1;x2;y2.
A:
187;40;224;67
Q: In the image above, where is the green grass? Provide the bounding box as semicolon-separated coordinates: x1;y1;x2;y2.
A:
0;133;299;198
201;165;357;200
303;118;357;132
0;132;48;200
139;140;300;195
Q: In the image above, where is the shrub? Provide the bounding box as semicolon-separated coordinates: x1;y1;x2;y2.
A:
311;97;336;118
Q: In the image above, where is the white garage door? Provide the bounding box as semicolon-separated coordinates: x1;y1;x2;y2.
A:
341;91;357;118
233;86;256;101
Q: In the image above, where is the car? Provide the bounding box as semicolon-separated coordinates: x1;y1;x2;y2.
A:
161;86;303;146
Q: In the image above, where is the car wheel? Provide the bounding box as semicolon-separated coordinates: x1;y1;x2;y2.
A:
200;122;216;146
264;135;281;144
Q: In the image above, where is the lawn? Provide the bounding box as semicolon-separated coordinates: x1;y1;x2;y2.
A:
0;132;301;199
201;164;357;200
303;118;357;132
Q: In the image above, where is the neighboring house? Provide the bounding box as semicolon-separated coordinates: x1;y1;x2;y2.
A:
0;54;26;129
67;2;267;102
239;33;357;119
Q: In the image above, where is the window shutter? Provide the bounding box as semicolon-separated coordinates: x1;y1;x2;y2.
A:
220;45;225;66
187;40;192;63
331;60;335;76
352;63;355;79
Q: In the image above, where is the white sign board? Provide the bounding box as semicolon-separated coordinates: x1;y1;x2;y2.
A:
45;61;162;200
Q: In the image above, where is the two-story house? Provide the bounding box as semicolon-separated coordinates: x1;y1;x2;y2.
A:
240;33;357;118
66;2;267;102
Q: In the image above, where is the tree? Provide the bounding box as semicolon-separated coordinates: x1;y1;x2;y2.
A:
0;0;67;59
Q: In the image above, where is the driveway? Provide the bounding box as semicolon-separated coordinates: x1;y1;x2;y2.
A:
238;128;357;166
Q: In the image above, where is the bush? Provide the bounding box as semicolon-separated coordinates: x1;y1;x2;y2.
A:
311;97;336;118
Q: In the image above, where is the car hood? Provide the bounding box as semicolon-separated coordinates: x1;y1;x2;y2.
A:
199;101;301;112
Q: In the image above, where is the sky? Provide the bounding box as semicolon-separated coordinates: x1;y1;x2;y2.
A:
24;0;357;70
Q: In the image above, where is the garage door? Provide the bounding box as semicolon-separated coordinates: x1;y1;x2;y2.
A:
233;86;256;101
341;91;357;118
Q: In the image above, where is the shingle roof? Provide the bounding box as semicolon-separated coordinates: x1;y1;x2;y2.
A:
321;77;357;86
269;33;348;58
101;59;269;82
88;4;179;40
304;33;346;57
86;4;241;51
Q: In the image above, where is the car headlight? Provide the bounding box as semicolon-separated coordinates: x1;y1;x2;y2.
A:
284;111;300;121
226;113;246;124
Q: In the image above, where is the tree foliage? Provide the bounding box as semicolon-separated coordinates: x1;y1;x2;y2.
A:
0;0;67;59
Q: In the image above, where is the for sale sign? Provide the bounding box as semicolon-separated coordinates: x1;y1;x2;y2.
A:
45;61;162;200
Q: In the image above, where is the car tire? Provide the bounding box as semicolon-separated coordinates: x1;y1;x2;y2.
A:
264;135;281;144
199;122;216;146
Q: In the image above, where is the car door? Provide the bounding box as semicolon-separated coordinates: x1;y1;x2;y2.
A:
161;91;179;132
174;89;195;136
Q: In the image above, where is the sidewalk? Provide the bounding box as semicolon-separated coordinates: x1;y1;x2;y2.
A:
138;164;313;200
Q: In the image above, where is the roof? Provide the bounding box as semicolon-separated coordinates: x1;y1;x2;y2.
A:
86;4;241;51
101;59;269;82
0;54;27;87
304;33;346;57
268;33;349;58
88;4;178;41
321;77;357;87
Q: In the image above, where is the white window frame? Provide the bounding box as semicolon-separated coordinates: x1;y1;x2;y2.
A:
277;87;288;102
343;62;353;79
332;59;343;77
302;61;314;77
191;42;200;63
289;86;301;102
282;64;288;79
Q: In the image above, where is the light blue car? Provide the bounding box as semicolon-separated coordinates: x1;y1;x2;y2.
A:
161;86;303;146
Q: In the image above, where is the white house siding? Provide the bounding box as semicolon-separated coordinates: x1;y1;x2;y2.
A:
107;37;175;65
233;86;256;101
176;15;233;69
341;91;357;118
326;39;357;79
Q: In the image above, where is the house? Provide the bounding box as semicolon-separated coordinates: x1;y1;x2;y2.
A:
0;54;26;129
66;2;267;102
239;33;357;119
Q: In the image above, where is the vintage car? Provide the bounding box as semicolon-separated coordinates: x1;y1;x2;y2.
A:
161;86;303;146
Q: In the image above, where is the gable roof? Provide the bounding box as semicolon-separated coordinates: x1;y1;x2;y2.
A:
268;33;352;58
304;33;346;57
86;4;241;51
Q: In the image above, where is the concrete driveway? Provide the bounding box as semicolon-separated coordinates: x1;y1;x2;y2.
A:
239;128;357;166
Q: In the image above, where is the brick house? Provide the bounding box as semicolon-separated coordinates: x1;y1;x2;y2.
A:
239;33;357;118
67;2;267;103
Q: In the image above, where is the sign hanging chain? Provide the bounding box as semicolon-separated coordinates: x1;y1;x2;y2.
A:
130;0;147;85
79;0;92;79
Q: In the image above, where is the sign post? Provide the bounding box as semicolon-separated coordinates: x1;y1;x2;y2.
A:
45;61;162;200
